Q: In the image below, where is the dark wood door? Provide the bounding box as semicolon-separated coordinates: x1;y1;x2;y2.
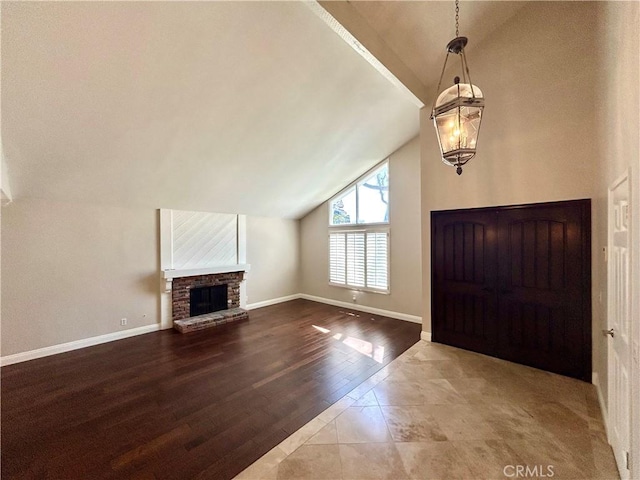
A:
432;210;498;356
495;201;591;379
431;200;591;381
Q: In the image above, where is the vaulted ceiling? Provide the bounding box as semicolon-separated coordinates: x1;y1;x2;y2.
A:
1;1;526;219
321;1;527;103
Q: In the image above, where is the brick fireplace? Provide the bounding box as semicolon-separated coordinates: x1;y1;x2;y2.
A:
159;210;250;332
163;268;249;333
171;272;243;322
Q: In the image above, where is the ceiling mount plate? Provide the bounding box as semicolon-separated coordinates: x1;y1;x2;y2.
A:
446;36;468;54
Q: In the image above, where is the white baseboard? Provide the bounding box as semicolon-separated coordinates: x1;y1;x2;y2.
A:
592;371;609;434
0;324;161;367
246;294;302;310
421;331;432;342
0;295;420;366
299;293;422;324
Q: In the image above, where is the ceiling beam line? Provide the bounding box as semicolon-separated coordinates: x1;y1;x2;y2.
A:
306;1;426;108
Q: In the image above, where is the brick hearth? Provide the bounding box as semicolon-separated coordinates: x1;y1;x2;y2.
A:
174;308;248;333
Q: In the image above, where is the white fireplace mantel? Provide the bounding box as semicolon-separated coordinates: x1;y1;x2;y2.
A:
162;264;251;280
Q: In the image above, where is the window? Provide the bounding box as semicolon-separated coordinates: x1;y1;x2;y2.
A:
329;230;389;292
330;162;389;226
328;160;390;293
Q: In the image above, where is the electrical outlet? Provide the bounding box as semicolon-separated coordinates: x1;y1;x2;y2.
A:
352;294;357;303
120;318;127;326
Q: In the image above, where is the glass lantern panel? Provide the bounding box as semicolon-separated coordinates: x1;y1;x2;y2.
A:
434;106;483;155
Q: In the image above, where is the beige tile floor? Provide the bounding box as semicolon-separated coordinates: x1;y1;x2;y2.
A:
235;340;619;480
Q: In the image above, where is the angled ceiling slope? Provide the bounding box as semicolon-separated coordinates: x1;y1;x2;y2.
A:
1;1;419;219
321;1;528;103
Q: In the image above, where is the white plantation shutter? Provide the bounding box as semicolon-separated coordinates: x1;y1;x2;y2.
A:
329;233;346;284
366;231;389;291
329;229;389;292
346;232;365;287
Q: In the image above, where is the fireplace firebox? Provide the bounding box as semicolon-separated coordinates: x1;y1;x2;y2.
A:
190;284;228;317
171;271;244;324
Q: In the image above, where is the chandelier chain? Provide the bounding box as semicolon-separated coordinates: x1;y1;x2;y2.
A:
455;0;459;37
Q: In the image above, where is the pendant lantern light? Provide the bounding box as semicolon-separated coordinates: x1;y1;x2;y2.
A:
430;0;484;175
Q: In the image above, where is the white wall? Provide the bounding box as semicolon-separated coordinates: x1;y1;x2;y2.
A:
1;199;301;358
300;136;422;319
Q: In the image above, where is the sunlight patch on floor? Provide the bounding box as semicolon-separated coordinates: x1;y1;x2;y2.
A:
312;325;384;363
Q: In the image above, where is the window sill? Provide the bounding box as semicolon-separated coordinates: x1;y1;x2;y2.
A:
328;282;390;295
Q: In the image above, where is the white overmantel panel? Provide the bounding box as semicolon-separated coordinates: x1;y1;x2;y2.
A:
160;209;247;270
162;264;250;280
172;210;237;269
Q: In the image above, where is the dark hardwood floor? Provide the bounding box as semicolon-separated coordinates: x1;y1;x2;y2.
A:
1;299;421;479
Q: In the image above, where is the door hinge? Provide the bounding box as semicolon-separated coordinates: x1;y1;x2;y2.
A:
626;451;630;470
623;204;630;226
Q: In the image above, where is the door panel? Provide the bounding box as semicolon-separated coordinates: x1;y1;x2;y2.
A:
496;204;588;379
431;200;591;381
608;173;631;479
432;211;497;355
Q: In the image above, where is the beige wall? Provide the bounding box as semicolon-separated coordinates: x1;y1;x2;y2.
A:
593;0;639;434
1;198;158;356
246;216;300;305
1;199;301;357
421;2;599;346
300;136;422;318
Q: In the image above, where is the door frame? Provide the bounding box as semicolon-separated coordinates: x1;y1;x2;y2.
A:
633;162;640;480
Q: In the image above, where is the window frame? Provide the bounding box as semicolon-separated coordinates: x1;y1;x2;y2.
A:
328;160;390;227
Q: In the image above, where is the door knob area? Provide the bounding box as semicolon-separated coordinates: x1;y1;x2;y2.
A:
604;328;615;338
